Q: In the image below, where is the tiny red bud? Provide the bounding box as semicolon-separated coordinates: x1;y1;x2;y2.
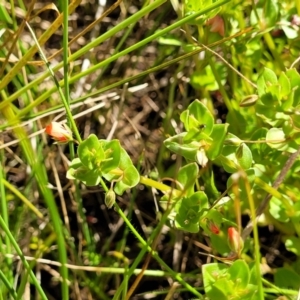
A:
207;220;220;234
86;216;98;224
45;122;72;143
228;227;244;254
207;15;225;37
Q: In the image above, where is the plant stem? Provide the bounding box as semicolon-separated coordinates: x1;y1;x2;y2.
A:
113;203;203;299
0;215;47;300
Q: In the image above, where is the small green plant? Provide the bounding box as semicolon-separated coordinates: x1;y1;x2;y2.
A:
44;59;300;298
2;0;300;298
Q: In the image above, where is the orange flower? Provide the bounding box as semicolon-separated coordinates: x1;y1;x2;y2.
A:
45;122;73;143
227;227;244;254
207;15;225;37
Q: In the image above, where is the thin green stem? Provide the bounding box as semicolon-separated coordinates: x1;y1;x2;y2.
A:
139;176;174;193
0;215;47;300
61;0;230;88
0;155;13;290
243;174;264;299
62;0;70;103
1;179;43;219
60;2;71;299
25;21;82;143
209;57;237;122
0;270;17;300
113;203;203;299
1;96;68;300
3;0;231;118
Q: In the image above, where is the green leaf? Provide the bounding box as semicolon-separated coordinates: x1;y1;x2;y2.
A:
207;124;229;160
78;134;104;170
278;71;291;100
284;237;300;256
214;278;235;297
269;197;290;223
164;132;199;161
250;1;278;29
190;64;227;91
291;105;300;129
103;148;140;195
274;268;300;289
228;260;250;289
226;104;258;137
99;139;121;173
67;158;101;186
235;143;253;170
255;102;278;125
217;153;239;173
266;128;287;151
114;165;140;195
183;128;212;143
175;191;208;233
203;263;229;300
257;67;278;106
177;163;199;196
286;69;300;89
285;69;300;106
185;0;211;13
184;0;214;25
210;232;231;256
257;68;278;92
200;168;220;200
249;128;269;163
180;100;214;135
264;0;279;27
281;88;294;111
218;135;252;172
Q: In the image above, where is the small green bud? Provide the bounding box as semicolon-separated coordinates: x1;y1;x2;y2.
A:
105;190;116;209
235;143;244;160
239;95;258;107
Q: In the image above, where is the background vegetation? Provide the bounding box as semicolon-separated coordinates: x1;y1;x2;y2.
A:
0;0;300;299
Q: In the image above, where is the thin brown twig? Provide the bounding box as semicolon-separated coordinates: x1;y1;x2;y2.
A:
180;28;257;89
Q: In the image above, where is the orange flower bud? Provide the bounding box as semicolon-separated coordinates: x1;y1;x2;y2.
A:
45;122;73;143
206;219;220;234
207;15;225;37
227;227;244;254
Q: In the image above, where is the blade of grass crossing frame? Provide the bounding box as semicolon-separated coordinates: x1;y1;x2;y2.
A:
25;21;82;143
0;0;166;112
5;0;231;121
0;214;47;300
0;93;69;299
0;0;82;94
0;151;13;297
